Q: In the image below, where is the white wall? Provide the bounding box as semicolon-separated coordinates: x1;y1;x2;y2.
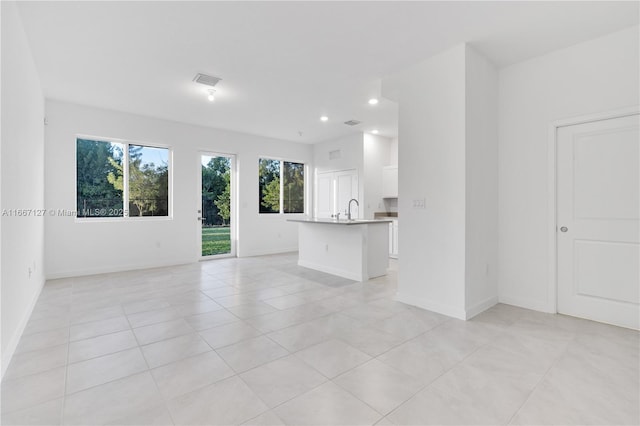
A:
383;45;468;318
313;133;364;174
44;101;313;278
0;0;3;380
363;134;392;218
464;46;499;316
498;25;640;312
1;1;46;376
389;138;398;166
383;44;499;320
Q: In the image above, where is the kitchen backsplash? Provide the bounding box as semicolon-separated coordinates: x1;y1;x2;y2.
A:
374;212;398;218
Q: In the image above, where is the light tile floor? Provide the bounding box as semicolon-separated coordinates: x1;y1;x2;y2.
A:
2;253;638;425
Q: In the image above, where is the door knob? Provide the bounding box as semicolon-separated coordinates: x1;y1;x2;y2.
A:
560;226;568;232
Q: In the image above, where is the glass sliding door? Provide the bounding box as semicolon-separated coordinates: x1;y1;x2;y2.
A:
200;153;235;258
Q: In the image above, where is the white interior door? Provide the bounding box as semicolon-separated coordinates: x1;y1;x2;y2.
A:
316;172;334;218
335;170;359;218
557;114;639;329
315;169;358;219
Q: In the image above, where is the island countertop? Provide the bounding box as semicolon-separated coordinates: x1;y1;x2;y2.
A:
287;217;392;225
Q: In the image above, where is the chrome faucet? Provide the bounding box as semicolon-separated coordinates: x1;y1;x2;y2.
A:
347;198;359;220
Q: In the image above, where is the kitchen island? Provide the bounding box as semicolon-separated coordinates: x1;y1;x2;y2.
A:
288;218;391;281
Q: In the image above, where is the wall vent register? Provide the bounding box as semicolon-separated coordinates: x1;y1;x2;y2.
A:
193;73;222;87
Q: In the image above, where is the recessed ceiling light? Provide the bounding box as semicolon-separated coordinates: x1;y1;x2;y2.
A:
372;129;379;134
368;98;379;105
207;89;215;102
320;116;329;122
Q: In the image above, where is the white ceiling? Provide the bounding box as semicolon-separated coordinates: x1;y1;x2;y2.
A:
16;1;638;144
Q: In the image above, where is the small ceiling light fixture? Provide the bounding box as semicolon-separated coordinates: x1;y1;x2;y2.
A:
368;98;379;105
372;129;379;134
207;89;215;102
320;116;329;122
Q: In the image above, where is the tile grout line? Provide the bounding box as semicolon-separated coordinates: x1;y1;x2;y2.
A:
15;256;610;426
132;302;180;426
60;319;71;425
381;323;509;423
503;330;577;425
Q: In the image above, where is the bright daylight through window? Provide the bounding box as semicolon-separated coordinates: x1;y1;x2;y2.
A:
258;158;304;214
76;138;170;218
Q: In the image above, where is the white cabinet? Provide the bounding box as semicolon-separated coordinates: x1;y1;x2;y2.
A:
388;219;399;258
382;166;398;198
315;169;359;219
316;173;334;218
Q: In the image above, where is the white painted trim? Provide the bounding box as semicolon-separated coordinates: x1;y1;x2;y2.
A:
499;294;552;314
1;277;45;379
45;257;194;280
297;259;363;282
238;247;298;258
394;291;466;320
465;296;498;320
552;106;640;129
547;123;558;314
547;105;640;315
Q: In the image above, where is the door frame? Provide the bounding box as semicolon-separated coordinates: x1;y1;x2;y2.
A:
546;105;639;314
198;151;238;260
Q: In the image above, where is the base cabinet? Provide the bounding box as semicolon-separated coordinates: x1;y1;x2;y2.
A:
389;219;398;258
295;220;390;282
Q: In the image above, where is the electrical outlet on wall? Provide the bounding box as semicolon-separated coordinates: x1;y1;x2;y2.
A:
412;198;426;209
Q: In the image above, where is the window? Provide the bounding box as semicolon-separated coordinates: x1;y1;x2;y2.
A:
76;138;124;218
283;161;304;213
76;137;170;218
127;145;169;217
258;158;304;214
258;158;280;214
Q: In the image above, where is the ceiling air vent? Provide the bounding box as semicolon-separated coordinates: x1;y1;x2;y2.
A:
344;120;361;126
193;73;222;87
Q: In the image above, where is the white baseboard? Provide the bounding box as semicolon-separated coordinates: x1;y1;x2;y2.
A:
498;295;554;313
46;249;300;280
238;247;298;258
1;276;45;379
465;295;498;319
394;292;467;320
297;260;363;281
45;257;195;280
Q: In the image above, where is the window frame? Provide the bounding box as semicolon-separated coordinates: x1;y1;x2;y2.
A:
257;156;307;216
75;134;173;222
